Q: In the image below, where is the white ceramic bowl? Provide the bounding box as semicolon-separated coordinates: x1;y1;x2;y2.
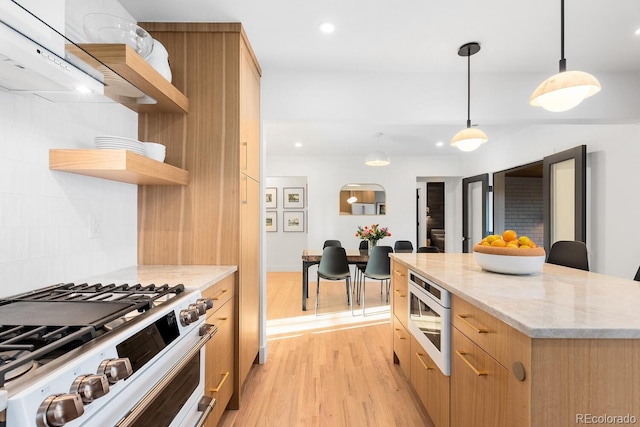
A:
142;142;166;162
473;251;545;275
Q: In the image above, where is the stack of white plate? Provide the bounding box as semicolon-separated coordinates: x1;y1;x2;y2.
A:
95;135;147;156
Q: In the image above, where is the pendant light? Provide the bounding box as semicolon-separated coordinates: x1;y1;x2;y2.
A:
451;42;488;152
365;132;391;166
529;0;601;112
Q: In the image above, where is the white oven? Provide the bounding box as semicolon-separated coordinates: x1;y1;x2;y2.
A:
1;284;217;427
407;270;451;376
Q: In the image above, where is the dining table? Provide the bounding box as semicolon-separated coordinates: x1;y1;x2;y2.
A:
301;248;368;310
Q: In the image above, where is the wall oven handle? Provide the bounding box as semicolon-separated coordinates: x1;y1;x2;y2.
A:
455;350;487;376
115;324;218;427
455;314;488;333
194;396;217;427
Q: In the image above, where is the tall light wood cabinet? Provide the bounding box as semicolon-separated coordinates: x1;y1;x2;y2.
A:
136;22;261;416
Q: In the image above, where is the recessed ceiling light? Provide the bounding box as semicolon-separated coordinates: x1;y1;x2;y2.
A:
635;28;640;35
319;22;335;34
294;142;302;148
436;141;444;147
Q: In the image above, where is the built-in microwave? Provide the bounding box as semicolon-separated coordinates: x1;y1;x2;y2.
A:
407;270;451;375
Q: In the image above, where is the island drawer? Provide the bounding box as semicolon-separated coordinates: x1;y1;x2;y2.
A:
393;314;411;379
202;274;235;315
391;262;409;326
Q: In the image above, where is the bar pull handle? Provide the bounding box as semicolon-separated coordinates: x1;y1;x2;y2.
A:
456;351;487;376
241;141;248;171
212;289;229;300
211;371;230;393
415;352;433;371
456;314;488;333
393;289;406;298
394;269;406;276
394;329;406;340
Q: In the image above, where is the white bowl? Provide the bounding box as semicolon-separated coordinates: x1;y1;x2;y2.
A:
142;142;166;162
473;251;545;275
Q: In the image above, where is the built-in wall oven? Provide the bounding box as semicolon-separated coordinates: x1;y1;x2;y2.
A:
407;270;451;375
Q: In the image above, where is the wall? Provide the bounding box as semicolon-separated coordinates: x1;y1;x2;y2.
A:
0;91;138;297
265;176;307;271
265;153;464;271
461;123;640;279
505;177;543;247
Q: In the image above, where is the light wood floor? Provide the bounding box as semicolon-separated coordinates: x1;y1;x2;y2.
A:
218;272;433;427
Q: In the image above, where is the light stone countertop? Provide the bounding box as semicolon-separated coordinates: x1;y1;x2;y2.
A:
75;265;237;292
391;253;640;339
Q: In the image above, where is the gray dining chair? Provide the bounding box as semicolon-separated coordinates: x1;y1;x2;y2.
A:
316;246;353;315
359;245;393;316
634;266;640;281
394;240;413;253
323;239;342;249
417;246;440;253
546;240;589;271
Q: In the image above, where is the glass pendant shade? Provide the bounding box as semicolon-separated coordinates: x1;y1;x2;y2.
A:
450;127;488;152
365;150;391;166
529;70;601;112
347;196;358;204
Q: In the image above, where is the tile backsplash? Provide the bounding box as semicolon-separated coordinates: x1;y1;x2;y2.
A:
0;90;138;297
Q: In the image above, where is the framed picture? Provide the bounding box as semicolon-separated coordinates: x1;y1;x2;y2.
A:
376;202;386;215
265;211;277;232
283;187;304;209
283;211;305;232
265;187;277;209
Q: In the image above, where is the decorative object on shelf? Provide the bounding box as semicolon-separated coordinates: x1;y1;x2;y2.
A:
265;187;277;209
283;187;305;208
529;0;601;112
283;211;305;232
365;132;391;166
265;211;277;232
83;13;154;59
356;224;391;253
451;42;488;152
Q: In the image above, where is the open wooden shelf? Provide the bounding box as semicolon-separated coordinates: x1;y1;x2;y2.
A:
49;149;189;186
66;43;189;114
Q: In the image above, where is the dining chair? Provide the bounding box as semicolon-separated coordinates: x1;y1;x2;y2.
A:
634;266;640;281
323;239;342;249
354;240;369;294
359;245;393;315
316;246;353;315
546;240;589;271
417;246;440;253
394;240;413;253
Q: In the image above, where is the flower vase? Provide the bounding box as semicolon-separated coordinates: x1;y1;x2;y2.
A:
368;241;377;255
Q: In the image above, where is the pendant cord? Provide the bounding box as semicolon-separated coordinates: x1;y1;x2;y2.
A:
559;0;566;72
466;45;471;128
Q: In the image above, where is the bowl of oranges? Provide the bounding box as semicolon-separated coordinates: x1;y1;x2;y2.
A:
473;230;546;275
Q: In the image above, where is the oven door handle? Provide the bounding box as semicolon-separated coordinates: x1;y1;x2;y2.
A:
115;324;218;427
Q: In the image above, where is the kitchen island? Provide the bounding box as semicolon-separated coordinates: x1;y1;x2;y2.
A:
390;253;640;427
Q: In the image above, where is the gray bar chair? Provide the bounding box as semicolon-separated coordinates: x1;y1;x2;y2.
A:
546;240;589;271
360;245;393;316
316;246;353;316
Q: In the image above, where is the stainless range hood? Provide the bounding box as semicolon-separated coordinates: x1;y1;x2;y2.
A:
0;0;104;99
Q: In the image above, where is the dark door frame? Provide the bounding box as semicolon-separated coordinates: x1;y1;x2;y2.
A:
462;174;489;253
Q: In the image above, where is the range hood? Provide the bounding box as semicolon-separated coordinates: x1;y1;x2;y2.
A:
0;0;104;98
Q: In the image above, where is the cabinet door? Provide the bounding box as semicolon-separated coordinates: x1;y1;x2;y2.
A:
451;327;509;427
393;315;411;379
411;335;450;427
239;175;260;386
239;43;261;181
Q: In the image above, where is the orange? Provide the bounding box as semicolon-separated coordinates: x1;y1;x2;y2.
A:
519;244;531;249
518;236;531;246
481;241;491;246
502;230;517;242
507;243;519;248
528;240;537;248
486;234;500;244
490;239;507;247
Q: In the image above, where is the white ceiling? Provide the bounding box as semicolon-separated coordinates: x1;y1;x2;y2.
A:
119;0;640;157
